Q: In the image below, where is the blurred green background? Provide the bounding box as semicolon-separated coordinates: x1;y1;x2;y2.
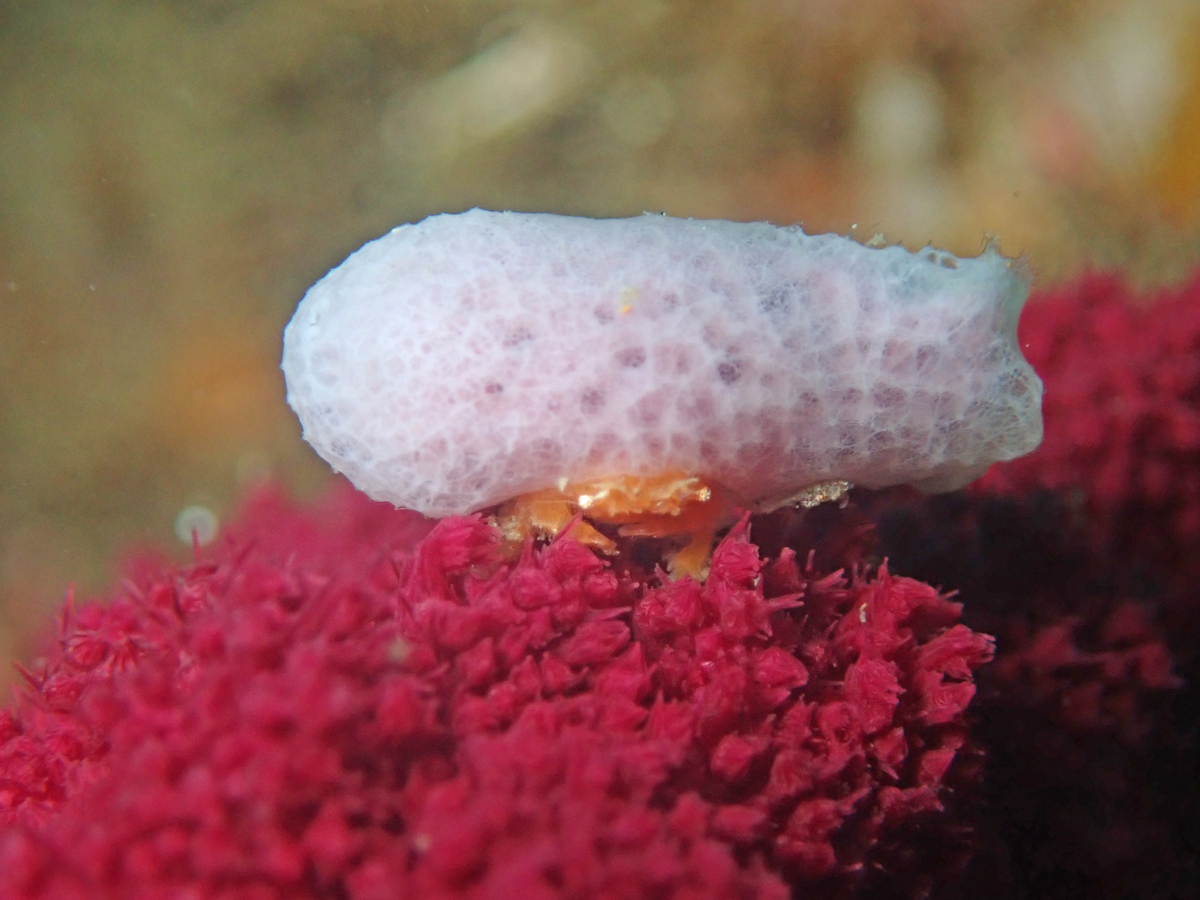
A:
4;0;1200;675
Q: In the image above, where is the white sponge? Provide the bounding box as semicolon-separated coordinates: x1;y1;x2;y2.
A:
282;209;1043;517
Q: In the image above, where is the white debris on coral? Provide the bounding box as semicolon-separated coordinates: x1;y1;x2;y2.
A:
282;209;1043;517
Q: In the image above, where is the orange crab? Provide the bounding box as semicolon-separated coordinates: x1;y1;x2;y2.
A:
493;471;851;579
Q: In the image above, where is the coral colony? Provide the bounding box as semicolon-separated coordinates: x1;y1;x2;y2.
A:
0;212;1193;900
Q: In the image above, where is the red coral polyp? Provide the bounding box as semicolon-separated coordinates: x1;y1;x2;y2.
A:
0;488;992;899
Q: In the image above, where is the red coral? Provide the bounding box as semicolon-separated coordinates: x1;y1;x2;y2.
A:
903;269;1200;900
979;270;1200;572
990;601;1181;745
0;487;993;899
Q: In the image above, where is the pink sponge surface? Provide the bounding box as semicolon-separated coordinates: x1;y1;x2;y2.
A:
282;210;1043;515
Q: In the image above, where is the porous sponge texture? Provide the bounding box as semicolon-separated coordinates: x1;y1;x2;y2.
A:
282;209;1043;516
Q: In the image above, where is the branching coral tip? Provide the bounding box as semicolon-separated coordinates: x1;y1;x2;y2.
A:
282;209;1043;574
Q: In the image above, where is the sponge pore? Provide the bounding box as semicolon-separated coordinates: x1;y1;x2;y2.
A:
282;209;1043;516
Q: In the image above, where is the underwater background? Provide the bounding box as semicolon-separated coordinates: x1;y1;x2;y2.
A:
3;3;1200;899
4;0;1200;670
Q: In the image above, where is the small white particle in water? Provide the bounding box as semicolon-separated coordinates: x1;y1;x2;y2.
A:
174;505;219;546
